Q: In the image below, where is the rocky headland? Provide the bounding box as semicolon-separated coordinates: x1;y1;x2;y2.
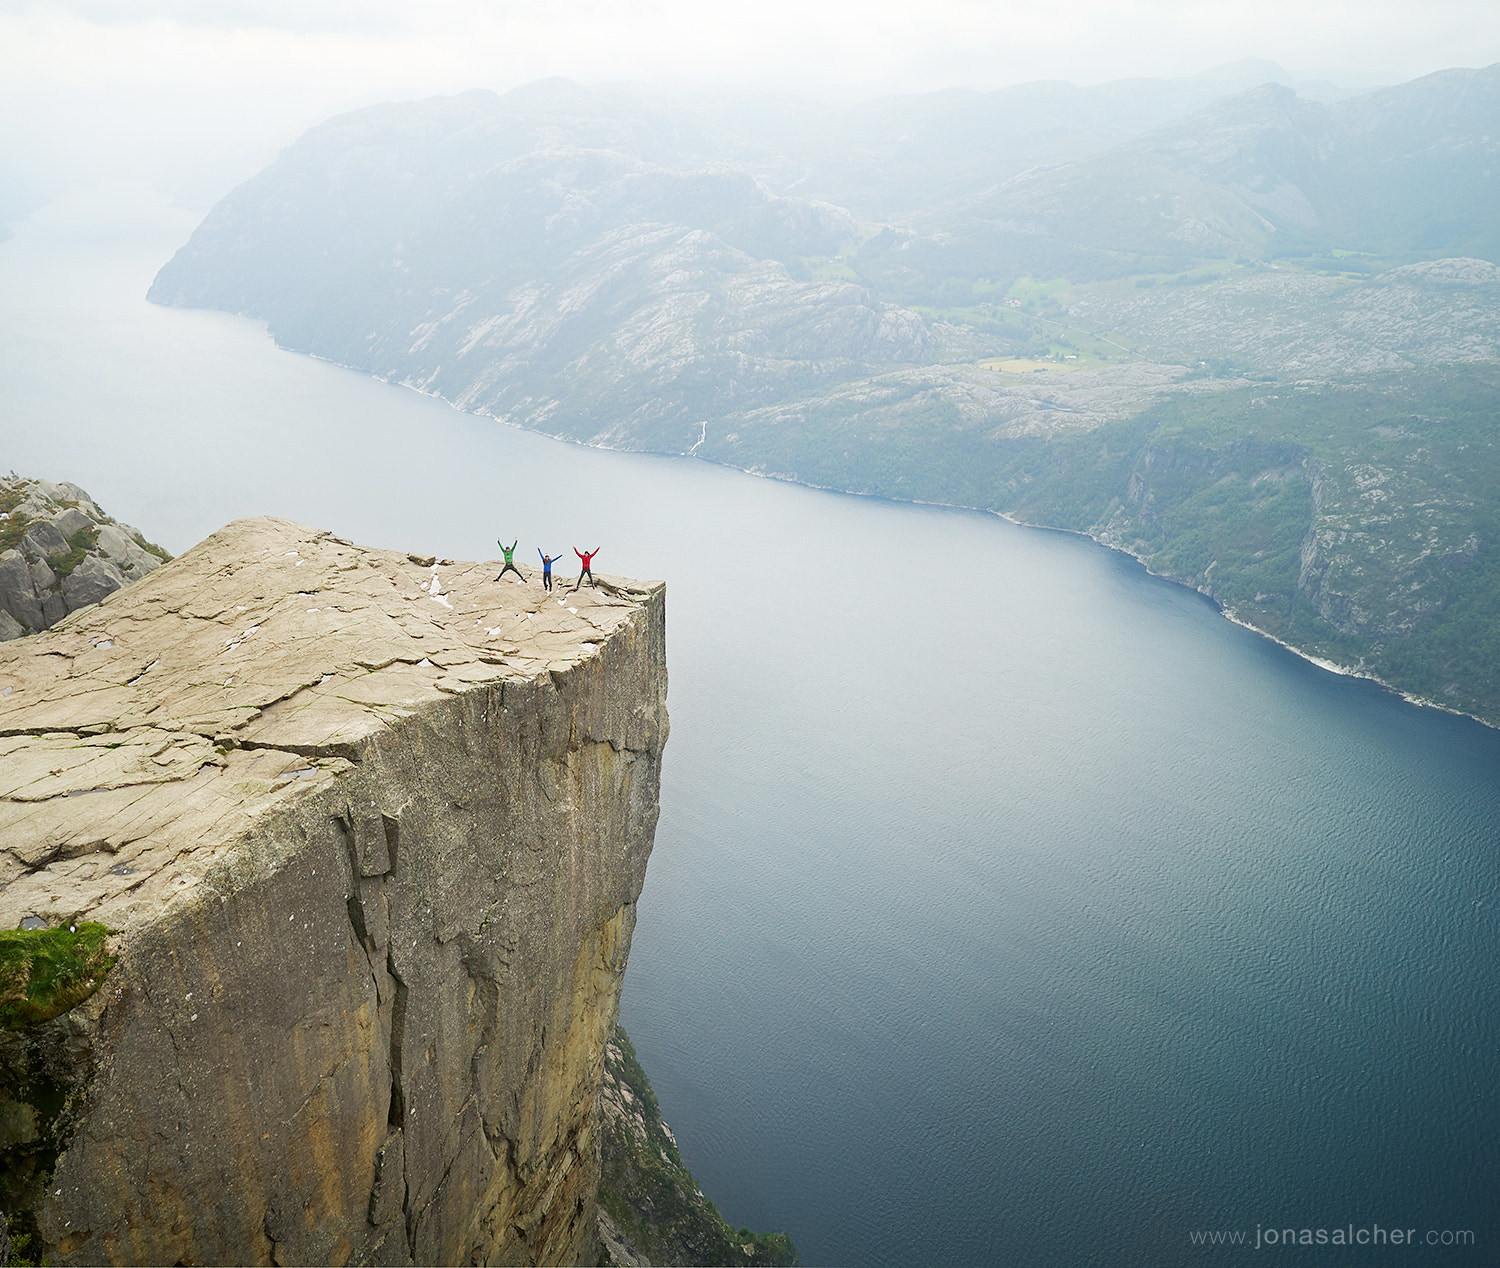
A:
0;516;668;1265
0;475;171;642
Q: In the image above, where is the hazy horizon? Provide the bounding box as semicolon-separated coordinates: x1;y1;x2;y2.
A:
3;0;1498;217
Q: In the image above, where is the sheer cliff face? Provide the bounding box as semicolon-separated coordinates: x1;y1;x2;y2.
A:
0;518;668;1267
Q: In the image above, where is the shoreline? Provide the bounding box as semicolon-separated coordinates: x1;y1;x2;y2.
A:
305;345;1497;735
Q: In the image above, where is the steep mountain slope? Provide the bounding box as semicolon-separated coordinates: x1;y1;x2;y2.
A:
150;131;965;452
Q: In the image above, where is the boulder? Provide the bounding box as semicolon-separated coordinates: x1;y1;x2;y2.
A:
29;558;56;591
0;609;23;641
22;520;69;560
60;555;126;610
51;507;95;539
115;524;162;575
0;553;42;631
55;482;104;519
95;525;158;578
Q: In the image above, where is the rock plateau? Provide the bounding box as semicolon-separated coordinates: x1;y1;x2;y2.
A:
0;516;668;1266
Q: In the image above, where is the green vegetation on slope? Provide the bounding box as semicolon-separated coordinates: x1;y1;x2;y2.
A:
598;1027;799;1267
0;923;115;1030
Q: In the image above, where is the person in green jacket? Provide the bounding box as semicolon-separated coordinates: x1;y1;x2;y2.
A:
496;539;523;582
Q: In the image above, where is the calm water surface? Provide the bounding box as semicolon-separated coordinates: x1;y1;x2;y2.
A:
3;188;1496;1265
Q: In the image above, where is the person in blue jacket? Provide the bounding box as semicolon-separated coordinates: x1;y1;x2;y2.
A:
538;549;560;592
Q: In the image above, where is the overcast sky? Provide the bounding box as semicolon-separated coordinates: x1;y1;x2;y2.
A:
3;0;1498;211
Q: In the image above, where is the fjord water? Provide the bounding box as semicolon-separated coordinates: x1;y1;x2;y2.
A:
4;189;1497;1265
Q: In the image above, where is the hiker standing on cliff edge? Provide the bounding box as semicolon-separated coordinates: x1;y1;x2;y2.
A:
538;549;560;592
572;547;599;591
496;539;523;582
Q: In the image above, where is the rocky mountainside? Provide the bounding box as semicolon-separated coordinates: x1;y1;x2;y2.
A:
148;68;1500;454
0;517;668;1265
1067;257;1500;375
147;111;988;454
0;476;170;641
148;71;1500;727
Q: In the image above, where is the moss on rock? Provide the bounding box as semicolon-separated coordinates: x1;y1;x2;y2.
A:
0;924;114;1031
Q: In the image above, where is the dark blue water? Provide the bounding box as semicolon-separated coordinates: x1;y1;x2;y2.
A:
3;188;1496;1265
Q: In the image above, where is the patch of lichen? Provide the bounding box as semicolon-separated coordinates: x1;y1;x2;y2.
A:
598;1026;798;1267
0;924;114;1030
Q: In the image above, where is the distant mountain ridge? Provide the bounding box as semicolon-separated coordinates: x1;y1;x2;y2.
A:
949;64;1500;271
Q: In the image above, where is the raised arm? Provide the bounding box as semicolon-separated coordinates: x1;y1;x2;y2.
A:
574;547;586;561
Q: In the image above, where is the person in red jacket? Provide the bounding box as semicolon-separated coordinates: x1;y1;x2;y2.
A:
572;547;599;591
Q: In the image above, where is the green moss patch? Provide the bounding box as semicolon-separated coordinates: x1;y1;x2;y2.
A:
0;923;114;1030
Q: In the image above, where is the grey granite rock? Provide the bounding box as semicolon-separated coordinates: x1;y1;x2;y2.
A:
28;557;56;591
51;507;95;539
22;520;69;560
94;523;134;563
60;555;125;610
1;476;172;637
0;609;23;641
94;524;159;581
0;553;42;631
54;480;96;504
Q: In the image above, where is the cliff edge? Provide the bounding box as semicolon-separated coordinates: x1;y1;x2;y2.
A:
0;516;668;1266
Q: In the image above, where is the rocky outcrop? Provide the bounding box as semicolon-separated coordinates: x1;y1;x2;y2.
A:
596;1027;798;1268
0;476;171;641
0;517;668;1266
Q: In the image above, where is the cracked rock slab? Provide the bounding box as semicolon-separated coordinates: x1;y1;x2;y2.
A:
0;516;668;1268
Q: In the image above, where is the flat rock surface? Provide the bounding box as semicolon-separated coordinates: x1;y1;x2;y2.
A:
0;516;660;933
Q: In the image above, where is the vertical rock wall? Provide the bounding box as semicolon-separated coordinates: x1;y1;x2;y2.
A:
0;519;667;1266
